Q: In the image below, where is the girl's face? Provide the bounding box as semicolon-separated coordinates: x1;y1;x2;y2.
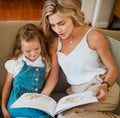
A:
48;12;74;39
21;38;41;62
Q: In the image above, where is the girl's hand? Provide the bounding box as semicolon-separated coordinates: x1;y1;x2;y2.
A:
2;107;11;118
93;84;108;101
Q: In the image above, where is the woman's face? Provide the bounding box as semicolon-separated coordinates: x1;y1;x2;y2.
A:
21;38;41;62
48;12;74;39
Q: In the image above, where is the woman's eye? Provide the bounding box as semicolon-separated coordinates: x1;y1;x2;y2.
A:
50;24;55;28
60;22;65;26
50;22;65;28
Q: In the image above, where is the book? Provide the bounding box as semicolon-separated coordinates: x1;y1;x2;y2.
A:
10;91;98;117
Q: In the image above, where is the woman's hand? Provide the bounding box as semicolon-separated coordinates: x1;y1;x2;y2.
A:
93;84;108;101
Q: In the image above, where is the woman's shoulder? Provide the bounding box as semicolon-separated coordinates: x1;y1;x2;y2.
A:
86;27;107;50
87;27;104;39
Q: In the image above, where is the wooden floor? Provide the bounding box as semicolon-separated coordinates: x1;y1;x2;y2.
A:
0;0;45;21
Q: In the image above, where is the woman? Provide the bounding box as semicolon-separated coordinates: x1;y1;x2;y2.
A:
40;0;120;118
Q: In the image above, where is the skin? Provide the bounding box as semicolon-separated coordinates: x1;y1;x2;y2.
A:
21;38;41;62
2;38;49;118
47;12;118;100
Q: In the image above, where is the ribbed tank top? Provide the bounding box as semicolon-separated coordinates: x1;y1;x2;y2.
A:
57;28;106;85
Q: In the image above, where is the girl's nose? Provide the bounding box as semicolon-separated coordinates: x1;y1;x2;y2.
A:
30;51;36;57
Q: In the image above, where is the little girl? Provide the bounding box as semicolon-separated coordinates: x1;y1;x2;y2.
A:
2;23;52;118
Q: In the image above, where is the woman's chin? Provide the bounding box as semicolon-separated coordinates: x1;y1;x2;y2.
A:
60;36;66;40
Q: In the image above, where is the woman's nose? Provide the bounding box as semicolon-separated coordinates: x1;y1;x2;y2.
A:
55;26;62;34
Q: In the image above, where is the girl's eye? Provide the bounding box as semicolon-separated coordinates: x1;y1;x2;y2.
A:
35;48;40;50
26;50;30;53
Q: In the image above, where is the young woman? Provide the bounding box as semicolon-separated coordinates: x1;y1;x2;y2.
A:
40;0;120;118
2;23;52;118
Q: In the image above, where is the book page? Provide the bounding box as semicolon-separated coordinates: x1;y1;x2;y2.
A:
55;91;98;115
11;93;57;117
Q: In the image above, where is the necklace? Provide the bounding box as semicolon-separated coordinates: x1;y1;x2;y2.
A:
70;40;73;44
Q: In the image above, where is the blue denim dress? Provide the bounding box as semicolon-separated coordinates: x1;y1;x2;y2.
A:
7;61;52;118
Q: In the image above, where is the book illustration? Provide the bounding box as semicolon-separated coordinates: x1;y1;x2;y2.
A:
24;93;42;100
66;96;80;103
62;92;87;104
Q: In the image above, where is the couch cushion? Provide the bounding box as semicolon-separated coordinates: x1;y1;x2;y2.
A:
106;36;120;86
106;36;120;114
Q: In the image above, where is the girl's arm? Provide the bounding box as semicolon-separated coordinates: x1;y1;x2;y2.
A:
88;29;119;100
41;38;59;96
2;72;13;118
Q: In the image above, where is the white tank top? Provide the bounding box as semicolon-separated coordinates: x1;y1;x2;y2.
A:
57;28;107;85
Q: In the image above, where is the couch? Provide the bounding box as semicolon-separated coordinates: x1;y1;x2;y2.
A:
0;21;120;116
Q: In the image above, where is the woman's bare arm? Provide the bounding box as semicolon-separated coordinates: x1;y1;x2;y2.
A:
41;38;59;96
87;29;118;100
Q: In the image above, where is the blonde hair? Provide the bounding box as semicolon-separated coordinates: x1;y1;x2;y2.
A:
11;23;51;66
40;0;85;40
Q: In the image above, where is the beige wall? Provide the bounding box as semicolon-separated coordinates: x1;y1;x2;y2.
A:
81;0;115;28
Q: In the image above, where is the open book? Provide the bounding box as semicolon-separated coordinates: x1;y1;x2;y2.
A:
11;91;98;117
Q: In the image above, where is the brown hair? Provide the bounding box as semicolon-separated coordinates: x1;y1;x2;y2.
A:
11;23;51;66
